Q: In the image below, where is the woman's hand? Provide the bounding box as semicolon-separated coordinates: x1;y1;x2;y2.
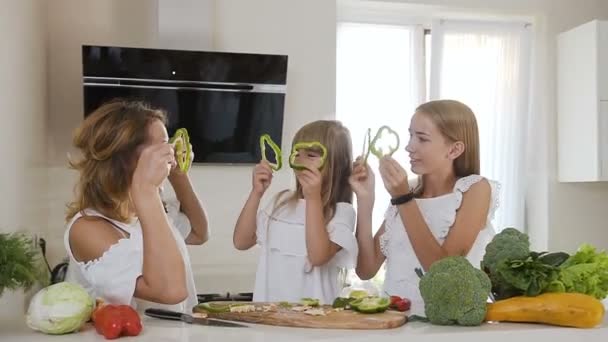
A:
252;160;274;197
169;142;194;179
378;156;410;198
132;143;176;190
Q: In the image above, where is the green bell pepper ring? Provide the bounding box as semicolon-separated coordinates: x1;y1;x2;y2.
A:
170;128;192;172
350;297;390;314
289;142;328;171
369;125;400;159
259;134;282;171
362;128;372;163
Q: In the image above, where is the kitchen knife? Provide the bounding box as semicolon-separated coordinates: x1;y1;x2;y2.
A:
144;308;248;328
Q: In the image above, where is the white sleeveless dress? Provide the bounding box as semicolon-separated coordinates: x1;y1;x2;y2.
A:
380;175;500;315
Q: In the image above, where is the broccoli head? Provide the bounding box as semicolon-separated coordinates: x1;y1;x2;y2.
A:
418;256;491;326
480;228;531;300
481;228;530;274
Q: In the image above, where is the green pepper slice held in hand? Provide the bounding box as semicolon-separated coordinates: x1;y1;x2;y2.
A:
369;125;400;159
259;134;282;171
170;128;192;172
362;128;372;163
288;141;328;171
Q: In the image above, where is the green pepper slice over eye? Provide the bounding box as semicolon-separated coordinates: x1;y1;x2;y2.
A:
170;128;192;172
259;134;282;171
289;141;328;171
369;125;400;159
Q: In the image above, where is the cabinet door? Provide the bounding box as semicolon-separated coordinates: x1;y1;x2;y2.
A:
601;101;608;180
599;21;608;101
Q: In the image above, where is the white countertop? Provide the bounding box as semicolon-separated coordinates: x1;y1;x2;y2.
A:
2;315;608;342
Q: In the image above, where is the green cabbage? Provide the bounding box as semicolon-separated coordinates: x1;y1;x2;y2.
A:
26;282;94;335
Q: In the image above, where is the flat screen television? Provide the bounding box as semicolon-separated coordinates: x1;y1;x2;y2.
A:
82;45;288;165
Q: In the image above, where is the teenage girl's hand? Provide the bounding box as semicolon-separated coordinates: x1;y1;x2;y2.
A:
132;143;176;190
296;164;323;200
349;157;375;203
378;156;410;198
252;160;273;197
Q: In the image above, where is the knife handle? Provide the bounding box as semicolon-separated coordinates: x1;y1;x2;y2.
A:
144;308;188;322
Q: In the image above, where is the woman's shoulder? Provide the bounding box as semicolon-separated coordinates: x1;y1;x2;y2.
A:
68;215;127;264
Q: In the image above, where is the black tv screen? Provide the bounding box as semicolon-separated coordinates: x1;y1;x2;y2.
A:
82;45;288;165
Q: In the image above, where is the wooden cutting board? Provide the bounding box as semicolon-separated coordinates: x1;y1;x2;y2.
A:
193;301;407;329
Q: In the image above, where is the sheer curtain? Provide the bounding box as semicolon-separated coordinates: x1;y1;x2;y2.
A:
336;22;424;232
429;19;532;232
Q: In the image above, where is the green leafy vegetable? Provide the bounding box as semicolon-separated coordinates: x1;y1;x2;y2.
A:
495;252;568;297
545;244;608;300
0;233;47;296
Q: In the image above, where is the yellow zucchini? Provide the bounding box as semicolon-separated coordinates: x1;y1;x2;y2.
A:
486;293;605;328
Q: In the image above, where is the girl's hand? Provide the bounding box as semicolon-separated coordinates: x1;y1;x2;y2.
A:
378;156;410;198
252;160;274;197
169;142;194;178
296;165;322;200
349;157;375;203
132;143;176;190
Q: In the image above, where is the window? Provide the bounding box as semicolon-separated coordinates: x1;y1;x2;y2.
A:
336;22;424;231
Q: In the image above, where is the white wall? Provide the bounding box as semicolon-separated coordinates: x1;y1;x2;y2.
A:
0;0;48;321
44;0;337;293
45;0;160;265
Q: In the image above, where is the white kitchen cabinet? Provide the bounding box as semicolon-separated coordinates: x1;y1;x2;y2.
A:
557;20;608;182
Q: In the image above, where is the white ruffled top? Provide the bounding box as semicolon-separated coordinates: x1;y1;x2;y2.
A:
253;195;358;305
380;175;500;315
63;201;198;313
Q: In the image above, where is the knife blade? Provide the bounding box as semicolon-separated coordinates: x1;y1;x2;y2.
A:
144;308;248;328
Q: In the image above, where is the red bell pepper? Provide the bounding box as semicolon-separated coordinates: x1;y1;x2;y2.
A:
93;304;143;339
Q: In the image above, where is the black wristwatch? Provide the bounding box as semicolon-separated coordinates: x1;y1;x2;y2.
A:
390;192;415;206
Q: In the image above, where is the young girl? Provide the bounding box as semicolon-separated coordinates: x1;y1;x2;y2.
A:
64;100;209;313
350;100;499;314
233;120;358;304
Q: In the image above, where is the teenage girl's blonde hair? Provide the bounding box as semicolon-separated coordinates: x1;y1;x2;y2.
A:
413;99;480;194
272;120;353;222
66;100;166;222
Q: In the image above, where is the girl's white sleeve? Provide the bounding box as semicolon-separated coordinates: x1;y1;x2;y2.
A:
327;203;358;268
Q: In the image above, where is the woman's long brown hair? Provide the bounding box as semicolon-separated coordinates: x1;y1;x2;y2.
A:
66;100;166;222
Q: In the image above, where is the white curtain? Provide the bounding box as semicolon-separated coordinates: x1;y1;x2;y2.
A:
336;22;424;231
429;19;532;232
